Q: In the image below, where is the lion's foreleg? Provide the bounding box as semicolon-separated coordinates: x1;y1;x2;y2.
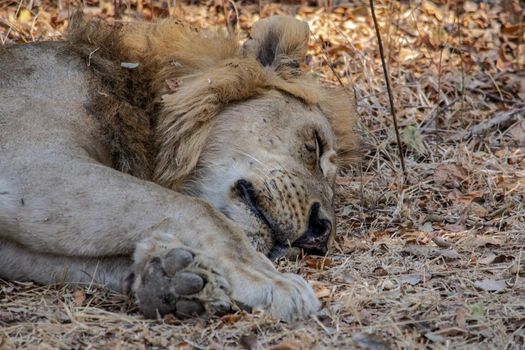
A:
1;156;230;257
0;238;131;291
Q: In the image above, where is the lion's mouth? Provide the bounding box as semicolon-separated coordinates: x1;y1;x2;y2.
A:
235;179;275;231
234;179;285;254
234;179;328;260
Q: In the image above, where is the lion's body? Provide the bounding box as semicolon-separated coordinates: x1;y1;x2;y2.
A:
0;15;357;321
0;41;169;287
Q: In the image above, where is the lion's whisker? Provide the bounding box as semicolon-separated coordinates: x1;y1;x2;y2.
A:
229;148;271;173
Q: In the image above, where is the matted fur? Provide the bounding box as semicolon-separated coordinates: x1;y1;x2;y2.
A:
68;13;357;190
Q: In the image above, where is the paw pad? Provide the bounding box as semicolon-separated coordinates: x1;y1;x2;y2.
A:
135;247;231;319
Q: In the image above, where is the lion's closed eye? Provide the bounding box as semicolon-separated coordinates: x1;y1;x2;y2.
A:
301;130;324;170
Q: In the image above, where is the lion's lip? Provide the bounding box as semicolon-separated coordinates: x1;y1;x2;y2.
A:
268;243;326;260
267;244;290;260
235;179;283;252
235;179;273;229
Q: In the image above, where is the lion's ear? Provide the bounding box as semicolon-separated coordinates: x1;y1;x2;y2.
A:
242;16;309;75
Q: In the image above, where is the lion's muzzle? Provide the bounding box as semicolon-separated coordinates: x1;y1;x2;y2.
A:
234;177;333;257
291;202;331;256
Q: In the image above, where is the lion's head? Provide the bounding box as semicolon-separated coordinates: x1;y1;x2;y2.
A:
193;90;344;258
70;15;358;258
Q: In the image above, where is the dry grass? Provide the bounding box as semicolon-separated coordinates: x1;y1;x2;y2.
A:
1;0;525;348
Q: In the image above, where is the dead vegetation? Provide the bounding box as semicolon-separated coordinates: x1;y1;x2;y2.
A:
1;0;525;348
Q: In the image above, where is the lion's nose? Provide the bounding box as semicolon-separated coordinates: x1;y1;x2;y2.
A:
292;202;332;255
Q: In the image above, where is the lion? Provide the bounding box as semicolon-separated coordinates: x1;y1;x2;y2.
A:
0;14;357;321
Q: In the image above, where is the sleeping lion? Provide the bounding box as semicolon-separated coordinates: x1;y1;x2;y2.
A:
0;14;357;321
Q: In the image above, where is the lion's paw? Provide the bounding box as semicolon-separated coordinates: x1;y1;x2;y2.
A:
267;272;320;322
227;258;321;322
134;247;231;319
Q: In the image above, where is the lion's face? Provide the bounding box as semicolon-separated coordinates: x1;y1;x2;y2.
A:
186;91;338;258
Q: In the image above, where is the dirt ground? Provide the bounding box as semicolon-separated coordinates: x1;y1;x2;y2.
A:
1;0;525;349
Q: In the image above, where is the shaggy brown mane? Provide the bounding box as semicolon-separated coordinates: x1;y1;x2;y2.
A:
68;13;357;189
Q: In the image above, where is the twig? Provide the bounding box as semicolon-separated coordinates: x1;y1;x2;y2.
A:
420;97;460;131
466;87;518;105
369;0;406;179
455;1;466;122
460;107;525;140
311;30;359;149
222;0;232;35
312;32;345;87
229;0;240;34
114;0;121;19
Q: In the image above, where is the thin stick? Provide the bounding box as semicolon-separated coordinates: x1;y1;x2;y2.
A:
222;0;232;35
369;0;406;178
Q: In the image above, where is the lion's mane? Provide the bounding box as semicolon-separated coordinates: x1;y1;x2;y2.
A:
68;13;357;189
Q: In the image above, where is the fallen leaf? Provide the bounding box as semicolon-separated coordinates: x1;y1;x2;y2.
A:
455;307;468;328
338;236;370;254
463;1;478;12
443;224;466;233
437;249;461;261
468;202;488;218
271;340;302;350
452;191;484;205
508;121;525;143
352;332;390;350
433;164;468;189
73;289;85;307
478;252;497;265
470;302;485;318
7;307;28;313
424;332;445;343
310;281;332;299
508;261;523;275
419;221;434;233
351;6;369;17
380;279;396;290
399;48;421;62
478;252;514;265
462;235;505;249
503;23;525;36
421;0;444;21
303;256;332;270
174;341;191;349
401;231;429;245
402;245;460;260
372;266;388;276
432;236;452;248
474;279;507;292
221;314;242;325
401;273;428;285
240;334;258;350
17;8;32;24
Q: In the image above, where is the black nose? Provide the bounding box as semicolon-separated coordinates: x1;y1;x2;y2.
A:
292;202;332;256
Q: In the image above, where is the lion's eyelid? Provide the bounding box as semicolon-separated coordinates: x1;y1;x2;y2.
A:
320;149;337;179
304;142;316;153
314;130;325;164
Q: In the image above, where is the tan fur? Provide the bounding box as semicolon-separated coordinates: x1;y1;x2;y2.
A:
68;13;356;188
